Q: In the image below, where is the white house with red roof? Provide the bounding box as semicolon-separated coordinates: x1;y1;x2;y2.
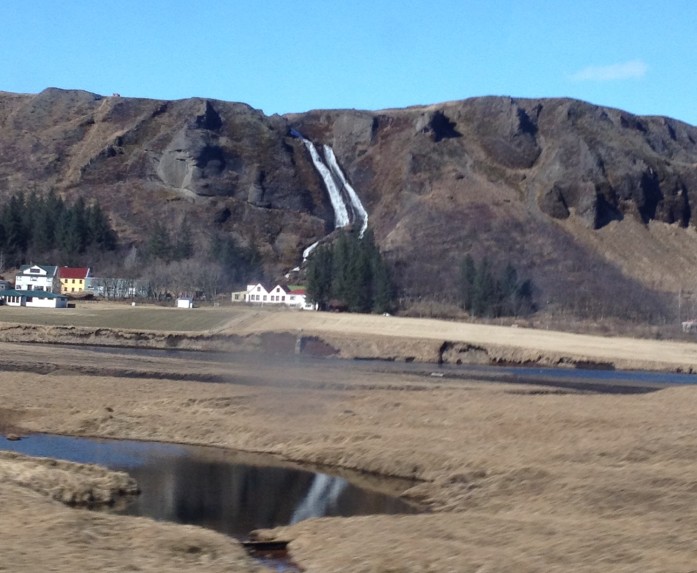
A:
242;283;316;310
287;286;316;310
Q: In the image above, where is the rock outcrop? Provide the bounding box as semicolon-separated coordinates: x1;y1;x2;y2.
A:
2;88;697;316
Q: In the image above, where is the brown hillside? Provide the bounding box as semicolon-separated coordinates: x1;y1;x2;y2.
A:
2;89;697;318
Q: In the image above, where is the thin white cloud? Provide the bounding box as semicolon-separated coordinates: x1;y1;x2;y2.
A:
570;60;648;82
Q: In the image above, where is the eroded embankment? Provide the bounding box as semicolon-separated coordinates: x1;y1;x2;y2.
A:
0;321;691;374
0;451;138;507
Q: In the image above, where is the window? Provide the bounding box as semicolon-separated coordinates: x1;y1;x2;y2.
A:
72;279;75;284
263;295;267;301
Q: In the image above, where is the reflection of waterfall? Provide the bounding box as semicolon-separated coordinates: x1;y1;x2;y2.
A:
323;145;369;238
290;473;348;524
302;139;350;228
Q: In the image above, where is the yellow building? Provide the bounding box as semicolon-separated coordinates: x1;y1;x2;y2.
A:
58;267;90;295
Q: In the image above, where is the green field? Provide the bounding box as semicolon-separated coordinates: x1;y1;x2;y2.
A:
0;302;236;332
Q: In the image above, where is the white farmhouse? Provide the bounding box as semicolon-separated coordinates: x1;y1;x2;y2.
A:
242;283;316;310
15;265;60;293
286;287;317;310
244;283;269;303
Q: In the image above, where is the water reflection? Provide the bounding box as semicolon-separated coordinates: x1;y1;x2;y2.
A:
291;473;347;524
1;434;418;539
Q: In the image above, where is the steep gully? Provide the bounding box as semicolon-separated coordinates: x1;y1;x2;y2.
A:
291;130;369;263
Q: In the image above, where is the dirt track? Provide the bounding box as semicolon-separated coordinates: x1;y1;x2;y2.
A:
2;307;697;572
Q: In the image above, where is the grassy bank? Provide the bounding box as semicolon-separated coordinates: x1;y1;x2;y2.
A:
0;302;233;331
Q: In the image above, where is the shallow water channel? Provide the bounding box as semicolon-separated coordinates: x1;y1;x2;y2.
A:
2;433;418;538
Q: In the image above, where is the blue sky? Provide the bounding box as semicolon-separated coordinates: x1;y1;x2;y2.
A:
2;1;696;125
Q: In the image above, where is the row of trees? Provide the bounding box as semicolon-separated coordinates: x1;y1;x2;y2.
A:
306;230;394;313
458;255;534;317
0;191;117;267
0;191;539;318
142;219;261;292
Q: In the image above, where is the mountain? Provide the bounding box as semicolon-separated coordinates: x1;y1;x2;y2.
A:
2;88;697;320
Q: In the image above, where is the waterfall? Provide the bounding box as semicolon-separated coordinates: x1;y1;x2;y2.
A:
301;139;350;228
302;240;320;261
323;145;369;238
295;131;370;261
290;473;348;524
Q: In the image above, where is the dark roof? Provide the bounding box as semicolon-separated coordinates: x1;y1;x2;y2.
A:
18;264;58;277
0;289;67;299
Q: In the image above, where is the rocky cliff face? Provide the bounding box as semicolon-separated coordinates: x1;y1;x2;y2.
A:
2;88;697;318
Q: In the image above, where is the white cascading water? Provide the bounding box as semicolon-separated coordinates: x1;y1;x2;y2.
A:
290;473;348;524
301;139;350;228
302;240;320;261
323;145;369;237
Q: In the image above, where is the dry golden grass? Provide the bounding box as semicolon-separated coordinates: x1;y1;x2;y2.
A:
0;451;138;506
3;301;697;372
3;306;697;571
2;339;697;572
0;302;232;331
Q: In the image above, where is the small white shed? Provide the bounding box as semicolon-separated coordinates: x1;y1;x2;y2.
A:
176;297;193;309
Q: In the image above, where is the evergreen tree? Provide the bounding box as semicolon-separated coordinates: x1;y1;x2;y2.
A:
458;256;534;318
0;190;116;266
1;193;28;263
70;196;90;254
331;232;351;303
499;263;519;315
306;230;395;313
514;278;534;315
87;202;117;251
57;209;79;256
23;192;41;247
32;199;56;254
306;244;334;310
371;255;394;313
347;240;373;312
